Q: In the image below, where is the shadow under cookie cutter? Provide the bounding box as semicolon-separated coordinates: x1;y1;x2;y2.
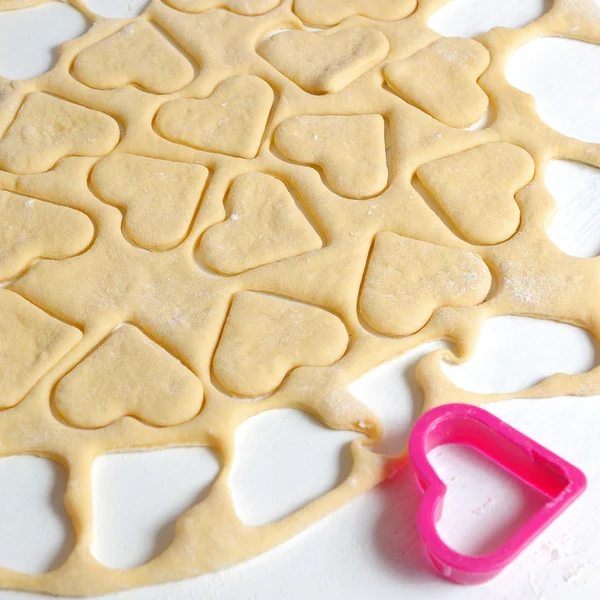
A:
408;403;587;584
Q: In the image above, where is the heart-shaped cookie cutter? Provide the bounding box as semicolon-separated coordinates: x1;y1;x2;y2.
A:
408;403;587;584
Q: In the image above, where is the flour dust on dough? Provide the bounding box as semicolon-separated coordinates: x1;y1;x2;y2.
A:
0;0;599;596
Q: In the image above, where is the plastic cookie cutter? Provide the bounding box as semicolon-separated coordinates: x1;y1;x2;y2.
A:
408;403;587;585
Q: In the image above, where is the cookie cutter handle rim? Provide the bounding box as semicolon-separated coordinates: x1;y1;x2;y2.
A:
408;403;587;584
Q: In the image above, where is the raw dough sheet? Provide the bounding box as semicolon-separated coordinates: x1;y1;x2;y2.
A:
0;0;599;596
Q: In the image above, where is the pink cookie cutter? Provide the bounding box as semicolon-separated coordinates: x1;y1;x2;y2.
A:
408;403;587;584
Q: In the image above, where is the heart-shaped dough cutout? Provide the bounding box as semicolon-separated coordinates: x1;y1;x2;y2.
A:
91;154;209;251
73;21;194;94
200;173;322;275
213;291;348;397
55;324;203;428
0;92;119;174
165;0;280;15
384;38;490;128
359;232;491;336
293;0;416;26
258;28;389;94
155;75;274;159
274;114;388;199
416;142;535;245
0;191;94;281
0;290;82;409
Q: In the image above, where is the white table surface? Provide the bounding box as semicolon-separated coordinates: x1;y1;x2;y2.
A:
1;0;600;598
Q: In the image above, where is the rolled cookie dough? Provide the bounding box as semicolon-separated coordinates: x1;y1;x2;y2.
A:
0;0;599;596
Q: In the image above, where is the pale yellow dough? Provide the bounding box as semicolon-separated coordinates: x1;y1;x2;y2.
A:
293;0;417;26
55;324;204;428
213;291;349;396
274;114;388;198
0;191;94;279
200;172;322;274
417;142;535;245
165;0;280;15
258;28;390;94
73;21;195;94
0;0;600;596
359;232;491;336
384;37;490;128
91;153;209;250
155;74;274;158
0;92;119;174
0;290;82;409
